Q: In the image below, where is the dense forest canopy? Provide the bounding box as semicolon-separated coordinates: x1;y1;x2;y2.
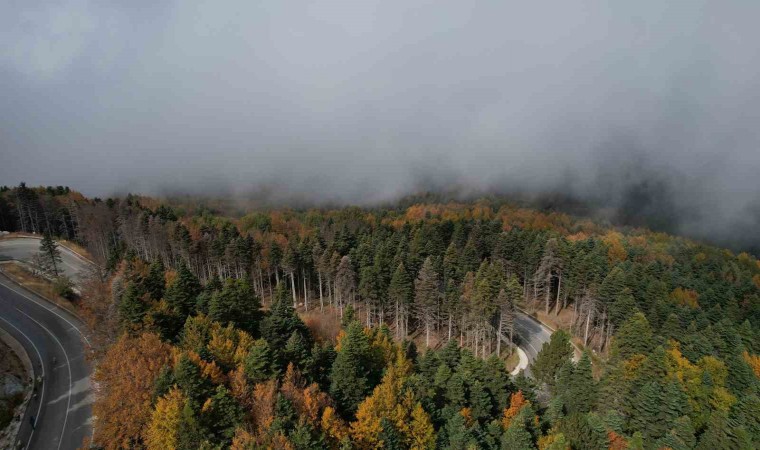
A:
1;183;759;449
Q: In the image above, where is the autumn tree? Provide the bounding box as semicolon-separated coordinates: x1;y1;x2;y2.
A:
93;333;173;449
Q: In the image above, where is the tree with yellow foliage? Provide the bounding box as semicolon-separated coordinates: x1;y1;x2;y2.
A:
408;403;436;450
145;388;186;450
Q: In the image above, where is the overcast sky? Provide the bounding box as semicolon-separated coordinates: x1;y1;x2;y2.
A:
2;1;759;249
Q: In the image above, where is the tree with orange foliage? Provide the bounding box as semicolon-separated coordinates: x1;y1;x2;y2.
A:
502;390;530;429
93;332;173;449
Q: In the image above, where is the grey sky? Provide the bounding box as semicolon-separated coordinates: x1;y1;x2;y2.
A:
2;1;759;249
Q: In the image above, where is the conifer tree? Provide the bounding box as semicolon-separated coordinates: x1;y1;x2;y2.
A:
414;257;440;347
330;321;373;417
260;283;312;367
388;262;414;338
119;282;149;329
208;278;262;335
244;339;276;383
165;264;201;317
501;419;535;450
38;230;62;276
612;312;654;361
532;330;573;387
145;259;166;301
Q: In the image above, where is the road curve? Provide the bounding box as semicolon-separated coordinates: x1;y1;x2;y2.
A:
512;311;553;376
0;238;93;450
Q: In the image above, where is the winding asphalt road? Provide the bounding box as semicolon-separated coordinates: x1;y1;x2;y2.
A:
512;311;553;376
0;237;93;450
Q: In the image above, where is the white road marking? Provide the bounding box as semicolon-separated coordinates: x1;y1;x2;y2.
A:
0;315;46;450
0;279;91;347
15;308;72;450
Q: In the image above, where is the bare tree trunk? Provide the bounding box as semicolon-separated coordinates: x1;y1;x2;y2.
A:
302;269;308;311
318;272;324;312
290;271;297;308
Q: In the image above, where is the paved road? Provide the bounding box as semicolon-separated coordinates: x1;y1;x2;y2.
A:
512;311;553;376
0;238;93;450
0;238;91;283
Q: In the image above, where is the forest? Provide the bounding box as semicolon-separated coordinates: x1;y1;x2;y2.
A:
1;183;759;450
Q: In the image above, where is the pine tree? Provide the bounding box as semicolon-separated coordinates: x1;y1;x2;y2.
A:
388;262;413;339
415;257;440;347
284;331;310;371
260;283;312;367
565;352;596;414
378;417;404;450
696;411;732;450
330;321;373;417
611;312;653;361
173;354;212;408
145;259;166;301
38;230;62;276
165;264;201;317
501;419;535;450
244;339;276;383
443;410;473;450
657;416;696;450
119;282;149;329
532;330;573;387
200;385;243;445
208;278;262;335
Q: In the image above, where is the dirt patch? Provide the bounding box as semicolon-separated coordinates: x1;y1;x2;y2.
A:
503;349;520;372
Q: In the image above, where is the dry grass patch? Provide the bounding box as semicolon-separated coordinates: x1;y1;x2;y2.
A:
300;309;342;344
0;263;79;314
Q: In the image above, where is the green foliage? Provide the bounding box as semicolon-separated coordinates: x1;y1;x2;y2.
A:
165;264;201;317
119;282;148;329
330;321;375;417
532;330;573;387
612;312;654;361
208;278;262;334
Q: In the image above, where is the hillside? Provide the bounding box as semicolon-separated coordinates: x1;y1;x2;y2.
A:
1;183;759;449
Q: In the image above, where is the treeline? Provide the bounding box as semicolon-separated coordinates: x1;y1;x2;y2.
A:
3;184;760;448
92;255;760;449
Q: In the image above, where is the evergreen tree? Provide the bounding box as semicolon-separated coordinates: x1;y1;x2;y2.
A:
612;312;654;361
565;352;596;414
378;417;404;450
38;230;62;276
145;259;166;301
208;278;262;335
244;339;276;383
330;321;374;417
260;283;312;367
119;282;148;329
388;262;413;339
532;330;573;387
164;264;201;317
501;420;535;450
173;354;212;408
415;257;440;347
